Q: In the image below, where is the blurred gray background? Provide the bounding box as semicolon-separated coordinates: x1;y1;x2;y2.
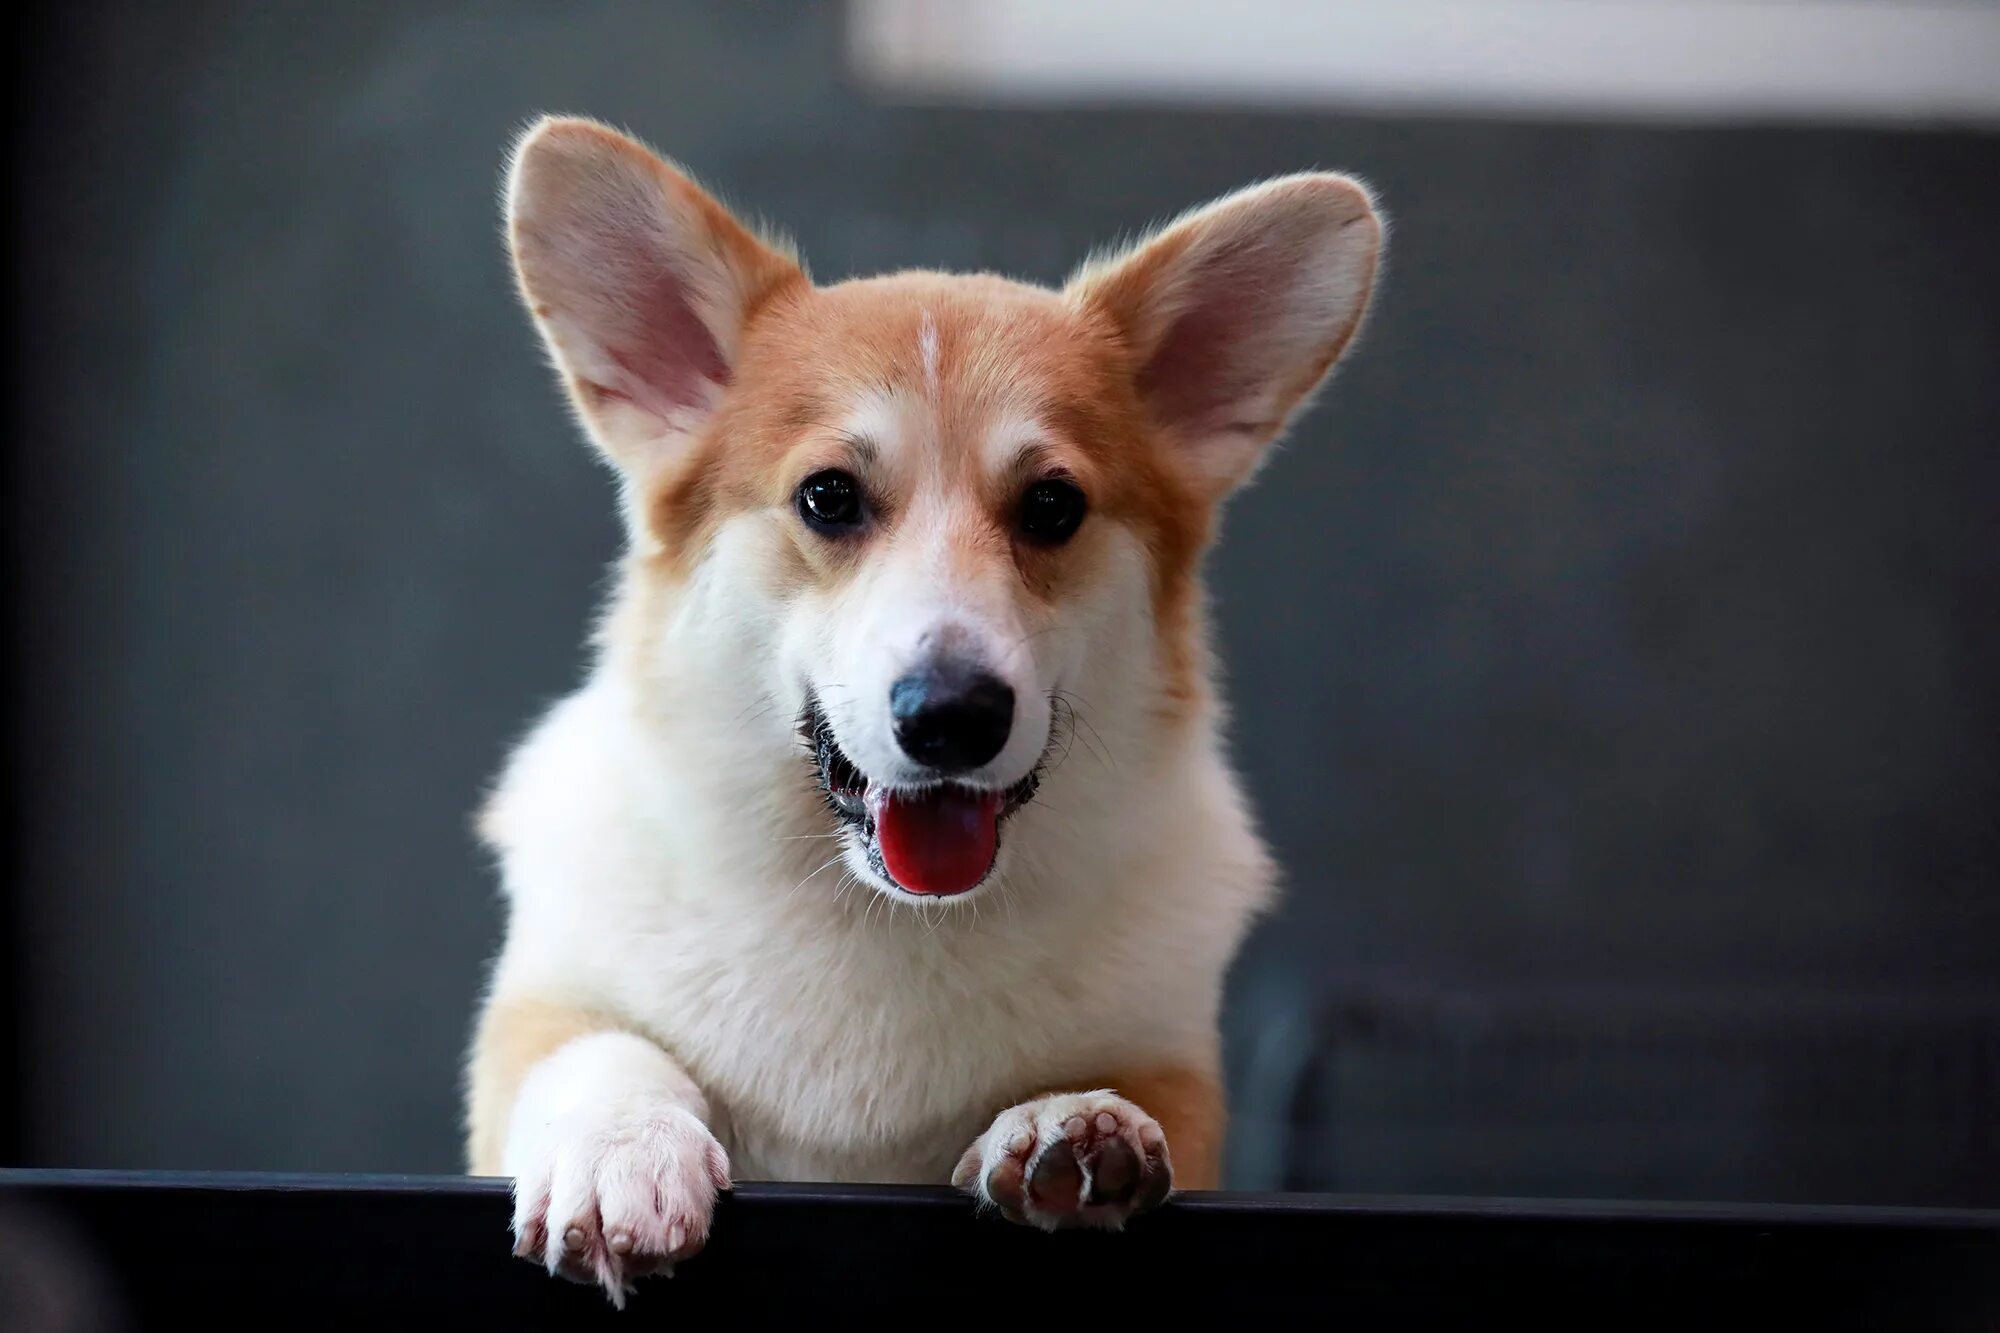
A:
8;2;1997;1205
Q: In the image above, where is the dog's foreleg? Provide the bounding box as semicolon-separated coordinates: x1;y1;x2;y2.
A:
467;995;729;1305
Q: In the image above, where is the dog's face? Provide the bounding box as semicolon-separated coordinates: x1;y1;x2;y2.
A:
506;118;1382;904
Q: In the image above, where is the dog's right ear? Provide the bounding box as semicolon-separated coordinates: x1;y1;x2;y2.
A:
505;116;804;481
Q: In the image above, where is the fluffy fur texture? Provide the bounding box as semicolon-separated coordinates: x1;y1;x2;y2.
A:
465;115;1383;1305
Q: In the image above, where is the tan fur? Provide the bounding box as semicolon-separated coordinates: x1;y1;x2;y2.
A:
1098;1067;1227;1189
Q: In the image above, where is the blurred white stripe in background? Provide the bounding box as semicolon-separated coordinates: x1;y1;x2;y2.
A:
849;0;2000;127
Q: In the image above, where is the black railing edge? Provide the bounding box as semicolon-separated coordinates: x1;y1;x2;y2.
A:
4;1167;1994;1231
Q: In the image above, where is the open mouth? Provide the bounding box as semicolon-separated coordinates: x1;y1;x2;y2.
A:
801;695;1040;898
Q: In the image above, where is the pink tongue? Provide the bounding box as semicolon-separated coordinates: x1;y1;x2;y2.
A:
875;787;1003;896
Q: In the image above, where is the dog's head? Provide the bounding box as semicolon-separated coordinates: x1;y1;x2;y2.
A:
506;117;1382;904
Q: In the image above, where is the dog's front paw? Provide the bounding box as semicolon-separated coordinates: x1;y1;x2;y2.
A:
510;1104;730;1307
953;1091;1173;1230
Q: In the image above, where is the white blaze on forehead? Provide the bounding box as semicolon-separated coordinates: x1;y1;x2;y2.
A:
918;311;941;402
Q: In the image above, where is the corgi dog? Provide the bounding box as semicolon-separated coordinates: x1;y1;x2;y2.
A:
465;115;1383;1304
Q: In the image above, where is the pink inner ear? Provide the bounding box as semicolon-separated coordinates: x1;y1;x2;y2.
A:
591;260;732;418
1134;233;1301;438
1137;297;1256;435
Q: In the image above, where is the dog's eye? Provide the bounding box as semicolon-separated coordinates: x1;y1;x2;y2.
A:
797;470;864;531
1018;479;1087;545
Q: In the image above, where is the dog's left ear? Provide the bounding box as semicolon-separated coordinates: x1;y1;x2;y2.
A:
1068;174;1383;499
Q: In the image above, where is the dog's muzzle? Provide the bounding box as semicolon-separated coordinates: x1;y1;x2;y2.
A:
801;693;1040;897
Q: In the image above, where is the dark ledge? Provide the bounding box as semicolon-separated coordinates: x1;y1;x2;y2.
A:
1;1170;1995;1327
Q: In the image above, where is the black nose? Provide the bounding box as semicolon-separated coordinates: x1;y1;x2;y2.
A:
890;660;1015;772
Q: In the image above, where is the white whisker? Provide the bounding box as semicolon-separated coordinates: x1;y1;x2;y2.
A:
785;853;846;902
